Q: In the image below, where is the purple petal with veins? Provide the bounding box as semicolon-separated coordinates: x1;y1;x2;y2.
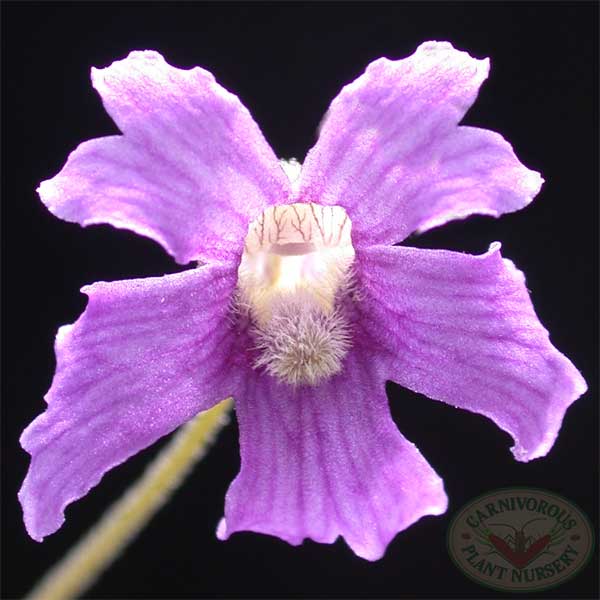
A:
299;42;543;246
20;264;242;541
38;51;290;265
218;347;447;561
355;243;587;463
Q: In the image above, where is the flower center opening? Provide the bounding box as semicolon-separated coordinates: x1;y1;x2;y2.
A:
237;203;355;386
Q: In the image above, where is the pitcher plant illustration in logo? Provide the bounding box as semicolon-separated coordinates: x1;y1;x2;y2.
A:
473;517;565;569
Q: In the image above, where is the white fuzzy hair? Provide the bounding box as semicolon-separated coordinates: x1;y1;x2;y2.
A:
251;292;351;386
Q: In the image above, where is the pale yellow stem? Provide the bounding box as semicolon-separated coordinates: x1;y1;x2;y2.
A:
26;398;233;600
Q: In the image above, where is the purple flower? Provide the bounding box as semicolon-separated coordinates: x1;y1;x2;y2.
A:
20;41;586;561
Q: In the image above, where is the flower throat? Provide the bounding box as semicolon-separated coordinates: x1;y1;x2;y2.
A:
236;203;355;386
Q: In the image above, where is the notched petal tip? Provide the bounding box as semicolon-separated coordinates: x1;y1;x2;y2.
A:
219;355;451;561
412;128;545;236
509;354;588;463
217;469;448;561
510;287;586;461
18;265;241;542
479;243;587;463
300;41;534;246
361;40;490;91
414;40;490;83
416;39;489;59
90;49;218;94
361;244;588;471
367;41;490;75
38;49;289;264
18;490;53;543
91;49;166;79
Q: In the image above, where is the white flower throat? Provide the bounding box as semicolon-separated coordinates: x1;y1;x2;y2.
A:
237;201;356;386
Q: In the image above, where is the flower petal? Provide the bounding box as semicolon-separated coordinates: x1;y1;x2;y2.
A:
38;51;290;264
357;243;587;462
217;350;447;561
299;41;542;245
19;263;241;541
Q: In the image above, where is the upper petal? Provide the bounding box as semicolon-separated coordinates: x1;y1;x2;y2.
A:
298;41;542;245
357;243;587;462
217;349;447;561
39;51;290;264
19;263;242;541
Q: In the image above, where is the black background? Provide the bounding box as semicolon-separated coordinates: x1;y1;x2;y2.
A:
2;1;598;599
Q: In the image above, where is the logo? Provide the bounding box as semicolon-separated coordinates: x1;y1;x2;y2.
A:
448;488;594;592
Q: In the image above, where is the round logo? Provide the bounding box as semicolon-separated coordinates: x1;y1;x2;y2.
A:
448;488;594;592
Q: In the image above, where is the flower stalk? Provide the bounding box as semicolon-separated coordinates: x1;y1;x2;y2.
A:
26;398;233;600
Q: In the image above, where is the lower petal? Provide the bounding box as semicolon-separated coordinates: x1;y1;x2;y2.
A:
358;244;587;462
218;350;447;561
20;263;241;541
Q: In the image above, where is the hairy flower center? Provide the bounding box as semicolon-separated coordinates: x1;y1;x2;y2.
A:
237;202;355;386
